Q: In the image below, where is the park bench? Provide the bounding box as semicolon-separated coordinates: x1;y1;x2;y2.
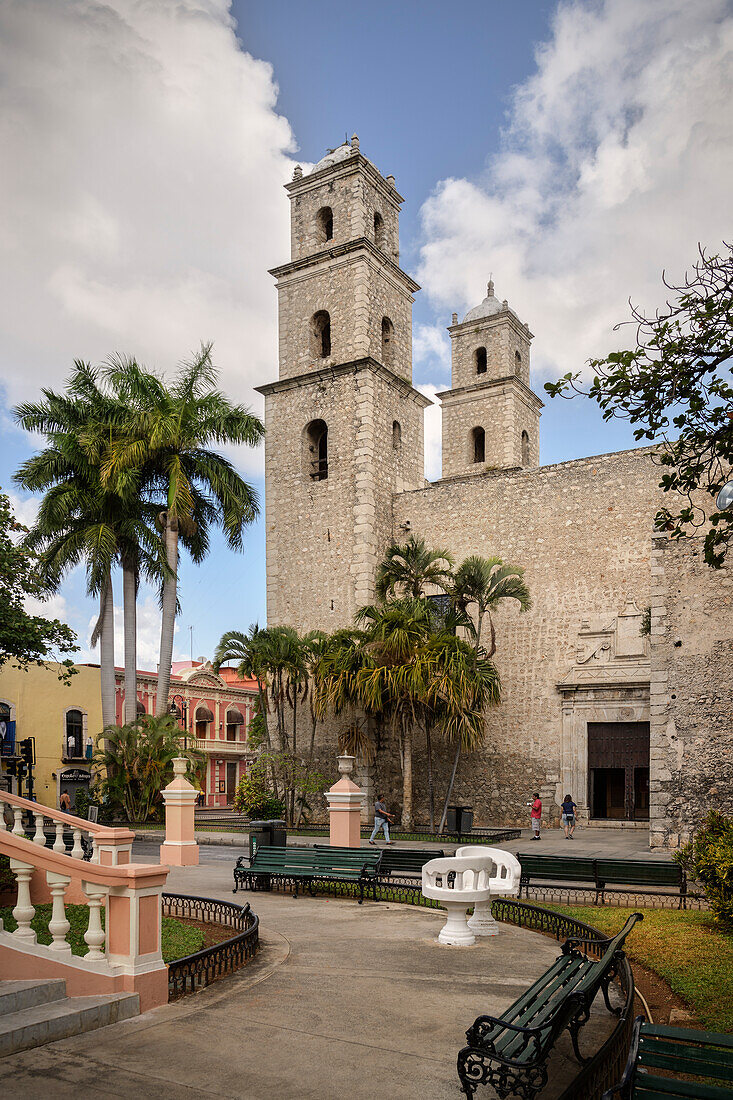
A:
603;1017;733;1098
517;855;687;906
456;912;643;1099
314;843;443;879
232;845;382;902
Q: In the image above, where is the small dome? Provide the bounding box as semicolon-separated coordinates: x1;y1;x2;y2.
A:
310;142;355;174
462;279;506;324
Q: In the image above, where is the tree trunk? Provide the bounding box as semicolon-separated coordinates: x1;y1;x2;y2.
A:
295;710;319;827
122;555;137;724
402;724;413;830
439;742;461;833
156;512;178;716
425;719;435;832
99;572;116;730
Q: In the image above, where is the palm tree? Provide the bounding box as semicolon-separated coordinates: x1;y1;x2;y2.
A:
14;364;161;727
102;345;264;715
438;555;532;829
355;598;435;829
375;535;454;600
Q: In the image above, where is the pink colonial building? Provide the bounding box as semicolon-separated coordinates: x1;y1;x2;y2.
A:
113;660;258;807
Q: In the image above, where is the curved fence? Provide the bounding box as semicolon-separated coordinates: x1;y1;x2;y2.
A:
163;892;259;1001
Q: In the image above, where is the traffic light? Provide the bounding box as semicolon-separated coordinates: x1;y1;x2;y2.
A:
17;760;27;781
19;738;34;765
5;758;17;777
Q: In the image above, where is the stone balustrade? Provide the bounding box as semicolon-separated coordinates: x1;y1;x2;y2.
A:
1;790;135;869
0;798;169;1011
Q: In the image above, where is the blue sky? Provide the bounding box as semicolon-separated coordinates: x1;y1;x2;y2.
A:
1;0;731;668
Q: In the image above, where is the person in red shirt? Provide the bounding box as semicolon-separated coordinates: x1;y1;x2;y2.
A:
530;793;542;840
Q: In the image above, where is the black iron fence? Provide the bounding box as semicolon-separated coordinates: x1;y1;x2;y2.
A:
163;892;259;1001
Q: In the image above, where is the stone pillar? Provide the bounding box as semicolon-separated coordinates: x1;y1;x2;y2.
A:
325;756;364;847
160;758;199;866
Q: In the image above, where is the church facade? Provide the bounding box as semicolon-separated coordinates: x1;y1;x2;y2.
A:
256;137;732;847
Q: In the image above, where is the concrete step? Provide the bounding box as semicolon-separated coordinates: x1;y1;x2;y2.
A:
0;980;67;1017
0;990;140;1058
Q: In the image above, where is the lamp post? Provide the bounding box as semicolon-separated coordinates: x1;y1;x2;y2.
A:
169;694;189;752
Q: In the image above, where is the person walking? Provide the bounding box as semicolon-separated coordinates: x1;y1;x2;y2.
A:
59;790;71;813
369;795;394;844
561;794;578;839
530;792;542;840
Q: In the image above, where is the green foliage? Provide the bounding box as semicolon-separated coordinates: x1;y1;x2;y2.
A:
0;903;203;963
232;772;285;819
544;245;733;567
245;704;268;751
160;917;205;962
676;810;733;930
375;535;454;599
93;713;206;822
0;490;78;678
0;854;15;895
549;904;733;1034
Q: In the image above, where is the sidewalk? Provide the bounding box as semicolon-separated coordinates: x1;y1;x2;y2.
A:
136;823;672;861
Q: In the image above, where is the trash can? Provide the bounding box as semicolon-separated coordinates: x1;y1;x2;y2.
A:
268;819;287;848
459;807;474;834
446;805;460;833
249;820;271;860
446;805;474;835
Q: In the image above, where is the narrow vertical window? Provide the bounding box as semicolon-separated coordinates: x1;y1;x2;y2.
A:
472;427;485;464
374;211;385;250
515;349;522;369
392;420;402;451
311;311;331;358
316;206;333;243
305;419;328;481
521;430;530;466
381;316;394;367
476;347;487;375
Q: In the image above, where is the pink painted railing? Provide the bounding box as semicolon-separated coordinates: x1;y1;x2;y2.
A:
0;795;169;1011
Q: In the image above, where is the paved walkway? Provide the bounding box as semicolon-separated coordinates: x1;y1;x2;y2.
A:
141;823;671;861
0;849;625;1099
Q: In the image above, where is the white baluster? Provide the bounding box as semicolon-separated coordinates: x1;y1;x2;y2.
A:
53;821;65;853
12;807;24;836
91;838;100;864
82;882;106;960
45;872;72;953
71;828;84;860
10;860;36;942
33;812;46;845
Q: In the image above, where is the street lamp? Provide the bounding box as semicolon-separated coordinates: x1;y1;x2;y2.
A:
716;480;733;512
169;694;189;751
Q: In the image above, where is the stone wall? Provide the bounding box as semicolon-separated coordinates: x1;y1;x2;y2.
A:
441;378;541;475
649;535;733;848
449;310;531;391
392;446;666;827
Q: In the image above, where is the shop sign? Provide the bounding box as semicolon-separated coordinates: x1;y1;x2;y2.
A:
60;768;91;782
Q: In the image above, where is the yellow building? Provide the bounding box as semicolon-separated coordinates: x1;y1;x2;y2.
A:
0;661;103;809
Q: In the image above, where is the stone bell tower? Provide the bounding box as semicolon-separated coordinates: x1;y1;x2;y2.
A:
256;136;430;632
439;281;543;477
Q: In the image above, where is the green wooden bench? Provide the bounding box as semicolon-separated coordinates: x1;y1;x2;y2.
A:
457;912;643;1099
603;1018;733;1098
233;845;382;903
314;844;443;879
517;855;687;905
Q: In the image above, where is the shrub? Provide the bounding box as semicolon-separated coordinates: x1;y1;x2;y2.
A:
232;773;284;820
676;810;733;930
0;854;15;895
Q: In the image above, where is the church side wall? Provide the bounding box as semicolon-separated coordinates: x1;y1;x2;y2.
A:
393;446;665;827
649;536;733;848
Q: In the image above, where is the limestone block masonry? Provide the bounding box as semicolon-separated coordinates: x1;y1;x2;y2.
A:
258;136;730;845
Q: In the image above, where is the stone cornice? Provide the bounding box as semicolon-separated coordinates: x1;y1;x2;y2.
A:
255;358;432;407
436;374;544;410
448;309;533;341
284;152;405;207
268;236;420;294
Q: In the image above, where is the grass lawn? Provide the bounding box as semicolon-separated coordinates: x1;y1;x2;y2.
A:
549;904;733;1033
0;904;204;963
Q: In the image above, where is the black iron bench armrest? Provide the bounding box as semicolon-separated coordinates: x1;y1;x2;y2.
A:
235;855;251;868
560;933;612;955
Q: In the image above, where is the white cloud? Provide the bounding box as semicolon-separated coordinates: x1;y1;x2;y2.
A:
413;324;451;380
418;0;733;382
79;587;187;670
0;0;297;474
6;490;40;530
417;384;442;482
